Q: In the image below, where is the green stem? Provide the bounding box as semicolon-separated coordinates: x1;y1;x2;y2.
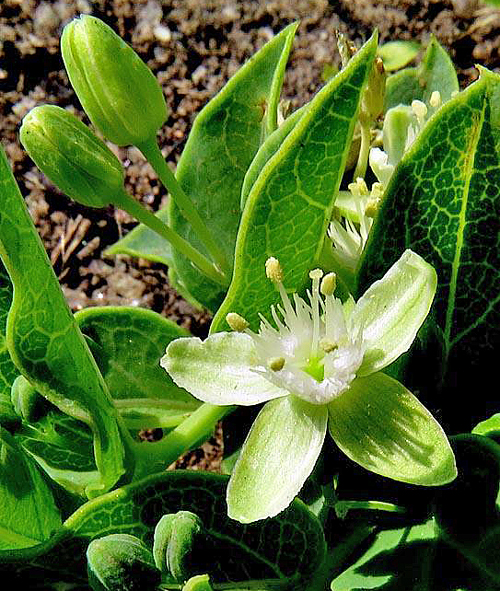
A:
335;500;407;519
132;403;235;478
353;120;371;180
137;138;231;277
113;188;228;286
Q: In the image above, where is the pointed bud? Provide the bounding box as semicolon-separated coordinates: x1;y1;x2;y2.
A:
320;272;337;296
20;105;124;208
87;533;161;591
226;312;249;332
61;15;168;147
268;356;285;371
265;257;284;282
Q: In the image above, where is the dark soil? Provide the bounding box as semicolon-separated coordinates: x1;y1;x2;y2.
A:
1;0;500;470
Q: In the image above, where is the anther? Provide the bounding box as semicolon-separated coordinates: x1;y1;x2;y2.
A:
226;312;249;332
309;268;324;281
265;257;284;282
319;337;338;353
348;177;369;197
320;272;337;296
429;90;441;109
365;197;380;218
268;356;285;371
411;100;427;122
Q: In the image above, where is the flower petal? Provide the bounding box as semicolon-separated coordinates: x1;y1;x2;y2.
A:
227;395;328;523
160;333;288;405
328;372;457;486
353;249;437;375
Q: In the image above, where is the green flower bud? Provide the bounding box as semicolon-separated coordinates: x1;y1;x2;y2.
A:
20;105;124;208
153;511;204;582
61;15;168;147
87;533;161;591
383;105;415;166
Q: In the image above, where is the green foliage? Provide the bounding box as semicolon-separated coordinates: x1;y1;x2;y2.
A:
0;16;500;590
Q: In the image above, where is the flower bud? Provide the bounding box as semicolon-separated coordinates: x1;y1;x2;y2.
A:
183;574;214;591
20;105;124;208
61;15;168;147
87;533;161;591
153;511;204;582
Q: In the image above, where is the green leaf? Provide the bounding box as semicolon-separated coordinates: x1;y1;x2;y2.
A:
473;413;500;437
211;32;378;332
0;262;19;425
75;306;200;429
378;40;420;72
327;372;457;486
16;410;100;497
161;332;287;406
240;105;306;211
0;426;61;550
353;250;437;376
107;22;299;312
359;69;500;419
330;518;500;590
385;35;458;112
0;146;132;496
227;395;328;524
0;471;326;588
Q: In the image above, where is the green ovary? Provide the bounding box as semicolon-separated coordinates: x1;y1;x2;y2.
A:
303;355;325;382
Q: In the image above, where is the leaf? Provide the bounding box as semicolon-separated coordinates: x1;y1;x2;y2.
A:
385;35;458;112
75;306;200;428
330;518;500;590
358;70;500;425
16;410;100;497
0;262;19;425
0;426;61;550
211;32;378;332
0;146;132;496
0;471;326;589
107;23;299;312
378;40;420;72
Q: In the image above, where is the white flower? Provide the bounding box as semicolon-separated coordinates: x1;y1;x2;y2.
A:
161;251;456;523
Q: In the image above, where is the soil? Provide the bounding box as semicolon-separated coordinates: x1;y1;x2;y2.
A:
1;0;500;470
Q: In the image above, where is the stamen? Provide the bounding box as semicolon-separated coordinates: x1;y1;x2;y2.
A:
364;197;380;218
348;177;369;197
268;356;285;371
319;337;338;353
430;90;442;109
226;312;249;332
265;257;284;282
411;100;427;124
320;272;337;296
309;269;323;357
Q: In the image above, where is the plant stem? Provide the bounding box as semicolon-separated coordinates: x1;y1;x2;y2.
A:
132;403;235;478
137;138;231;277
113;188;228;286
353;120;371;180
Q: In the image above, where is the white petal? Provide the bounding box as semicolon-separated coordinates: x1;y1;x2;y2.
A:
227;395;328;523
352;250;437;375
160;333;288;405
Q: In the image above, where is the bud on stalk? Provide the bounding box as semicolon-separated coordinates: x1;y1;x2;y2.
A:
61;15;168;147
20;105;124;208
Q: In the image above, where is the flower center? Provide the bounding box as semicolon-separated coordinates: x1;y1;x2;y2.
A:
303;355;325;382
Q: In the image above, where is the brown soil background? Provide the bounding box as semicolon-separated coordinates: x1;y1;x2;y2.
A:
1;0;500;469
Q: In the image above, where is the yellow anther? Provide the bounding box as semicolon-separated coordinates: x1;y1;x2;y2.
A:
319;337;338;353
411;99;427;121
268;356;285;371
265;257;284;282
320;272;337;296
429;90;442;109
226;312;249;332
348;177;369;197
309;268;324;281
365;197;380;218
370;182;384;199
